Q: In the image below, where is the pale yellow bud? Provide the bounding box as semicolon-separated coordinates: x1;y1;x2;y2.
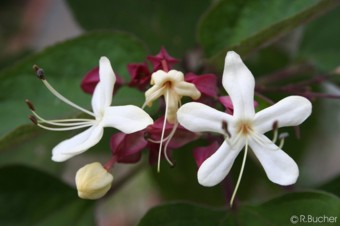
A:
75;162;113;200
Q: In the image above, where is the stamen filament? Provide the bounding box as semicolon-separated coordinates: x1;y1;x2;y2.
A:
230;139;248;206
163;121;178;166
272;129;278;143
36;123;92;131
147;136;170;144
157;89;170;172
279;138;285;149
32;111;93;127
278;132;289;149
41;79;95;117
272;121;278;143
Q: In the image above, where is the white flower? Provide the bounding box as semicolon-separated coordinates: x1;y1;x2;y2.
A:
143;69;201;171
177;51;312;204
76;162;113;199
28;57;153;162
144;70;201;123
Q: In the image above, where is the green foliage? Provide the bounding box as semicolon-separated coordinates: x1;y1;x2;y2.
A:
0;165;95;226
138;191;340;226
198;0;338;66
299;6;340;71
0;31;147;148
149;142;225;206
319;176;340;197
66;0;211;56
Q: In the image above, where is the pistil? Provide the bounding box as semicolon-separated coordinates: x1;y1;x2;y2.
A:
230;139;248;206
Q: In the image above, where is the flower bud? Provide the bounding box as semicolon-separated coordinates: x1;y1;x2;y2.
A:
75;162;113;200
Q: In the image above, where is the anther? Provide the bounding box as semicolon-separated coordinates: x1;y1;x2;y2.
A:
278;132;289;149
25;99;35;111
222;121;231;138
279;132;289;140
272;121;278;130
272;120;279;143
33;64;45;80
29;115;38;125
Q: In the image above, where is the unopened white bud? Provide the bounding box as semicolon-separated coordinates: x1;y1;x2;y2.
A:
75;162;113;200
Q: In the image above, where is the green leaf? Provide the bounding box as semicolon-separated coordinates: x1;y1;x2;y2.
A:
198;0;339;63
0;31;147;147
138;202;227;226
0;165;95;226
138;191;340;226
318;176;340;197
238;191;339;226
148;141;225;206
299;7;340;71
66;0;211;56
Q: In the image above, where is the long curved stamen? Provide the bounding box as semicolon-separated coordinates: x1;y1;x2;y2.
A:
29;115;93;131
32;112;93;127
35;121;93;131
157;89;170;172
148;138;168;144
163;121;178;166
147;136;171;144
230;139;248;206
33;65;95;117
26;100;94;127
41;79;95;117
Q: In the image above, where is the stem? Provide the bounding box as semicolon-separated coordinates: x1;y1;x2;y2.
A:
103;155;118;171
257;63;313;85
255;91;275;105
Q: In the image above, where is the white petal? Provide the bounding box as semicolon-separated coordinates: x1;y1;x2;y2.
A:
198;140;244;187
222;51;255;119
173;81;201;100
249;134;299;185
254;96;312;134
102;105;153;133
92;57;116;116
144;85;165;106
177;102;234;134
52;126;104;162
151;70;184;85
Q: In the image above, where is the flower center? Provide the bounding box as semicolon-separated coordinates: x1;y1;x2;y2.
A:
163;81;173;89
236;120;253;136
